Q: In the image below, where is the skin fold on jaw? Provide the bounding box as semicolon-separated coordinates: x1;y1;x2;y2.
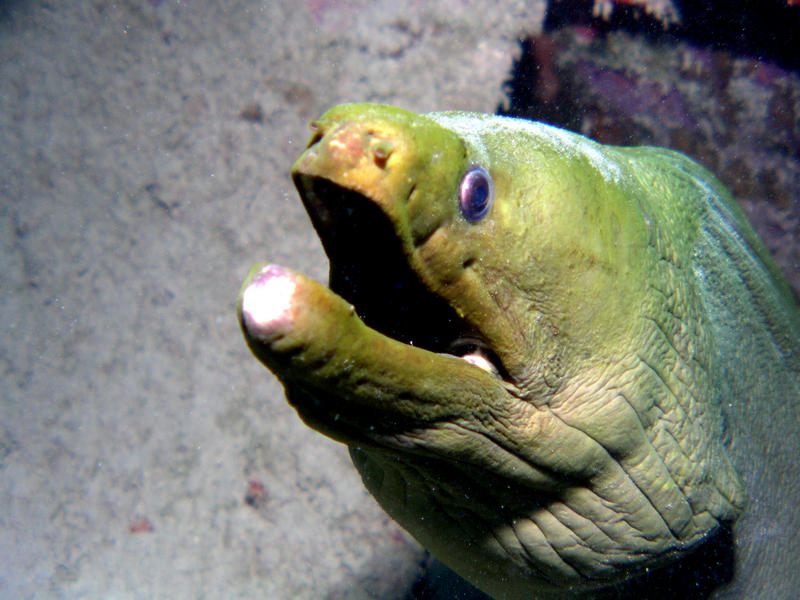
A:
238;104;800;600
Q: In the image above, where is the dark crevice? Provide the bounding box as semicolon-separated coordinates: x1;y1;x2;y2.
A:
543;0;800;71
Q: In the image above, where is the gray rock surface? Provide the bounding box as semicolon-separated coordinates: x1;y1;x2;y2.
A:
0;1;544;598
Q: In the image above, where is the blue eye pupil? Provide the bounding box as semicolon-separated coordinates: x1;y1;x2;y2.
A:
459;166;493;223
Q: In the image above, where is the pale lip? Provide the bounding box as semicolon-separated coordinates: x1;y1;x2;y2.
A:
239;264;298;340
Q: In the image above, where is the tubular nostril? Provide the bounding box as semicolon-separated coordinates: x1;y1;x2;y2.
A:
307;121;324;147
372;140;393;168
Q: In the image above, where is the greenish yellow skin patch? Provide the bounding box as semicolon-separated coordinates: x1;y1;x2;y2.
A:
238;104;800;600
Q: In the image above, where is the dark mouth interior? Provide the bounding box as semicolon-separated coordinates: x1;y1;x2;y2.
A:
297;176;468;355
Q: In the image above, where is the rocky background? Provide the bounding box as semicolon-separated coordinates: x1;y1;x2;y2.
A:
1;1;797;599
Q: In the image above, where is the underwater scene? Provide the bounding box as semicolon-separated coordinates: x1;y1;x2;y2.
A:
1;1;798;599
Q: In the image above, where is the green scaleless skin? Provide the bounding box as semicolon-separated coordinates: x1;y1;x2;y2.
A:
238;104;800;599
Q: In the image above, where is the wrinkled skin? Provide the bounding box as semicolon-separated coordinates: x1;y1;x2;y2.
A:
238;104;800;599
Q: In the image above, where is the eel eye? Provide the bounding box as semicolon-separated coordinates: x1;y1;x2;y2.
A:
459;165;493;223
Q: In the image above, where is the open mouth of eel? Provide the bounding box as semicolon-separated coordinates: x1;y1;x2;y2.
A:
295;176;508;382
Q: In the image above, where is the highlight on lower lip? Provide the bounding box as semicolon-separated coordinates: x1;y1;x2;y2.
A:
240;264;297;336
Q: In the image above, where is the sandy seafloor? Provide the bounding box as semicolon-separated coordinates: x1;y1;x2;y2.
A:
0;1;543;598
0;1;797;599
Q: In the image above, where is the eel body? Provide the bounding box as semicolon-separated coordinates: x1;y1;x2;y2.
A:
238;104;800;599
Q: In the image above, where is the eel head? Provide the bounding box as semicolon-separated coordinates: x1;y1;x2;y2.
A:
238;104;745;599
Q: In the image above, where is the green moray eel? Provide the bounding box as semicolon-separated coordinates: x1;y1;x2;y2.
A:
238;104;800;599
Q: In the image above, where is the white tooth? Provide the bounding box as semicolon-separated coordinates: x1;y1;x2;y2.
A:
461;352;497;374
